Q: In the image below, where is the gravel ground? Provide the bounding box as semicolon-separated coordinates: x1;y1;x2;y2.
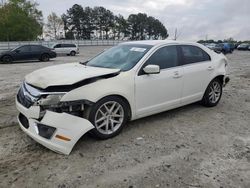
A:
0;47;249;188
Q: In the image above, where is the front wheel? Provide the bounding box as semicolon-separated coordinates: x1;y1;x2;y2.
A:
201;78;222;107
88;96;129;139
1;56;13;63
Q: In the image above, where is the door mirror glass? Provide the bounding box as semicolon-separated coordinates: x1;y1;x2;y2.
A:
143;65;160;74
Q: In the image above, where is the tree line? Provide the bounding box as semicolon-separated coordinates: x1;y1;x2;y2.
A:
54;4;168;40
0;1;168;41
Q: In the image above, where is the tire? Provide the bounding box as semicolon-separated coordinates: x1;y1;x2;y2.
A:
40;54;50;62
1;55;13;63
201;78;223;107
88;96;129;139
70;51;76;56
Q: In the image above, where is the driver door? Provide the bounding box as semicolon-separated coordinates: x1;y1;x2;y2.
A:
14;45;31;61
135;45;183;117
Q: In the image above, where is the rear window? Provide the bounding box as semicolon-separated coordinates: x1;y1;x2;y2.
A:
180;45;211;65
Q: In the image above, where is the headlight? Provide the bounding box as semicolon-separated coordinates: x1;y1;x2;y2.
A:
37;93;94;117
37;94;65;106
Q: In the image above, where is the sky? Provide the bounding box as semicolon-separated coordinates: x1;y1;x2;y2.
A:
38;0;250;41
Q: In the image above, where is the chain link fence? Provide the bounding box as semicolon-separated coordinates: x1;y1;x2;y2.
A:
0;40;126;51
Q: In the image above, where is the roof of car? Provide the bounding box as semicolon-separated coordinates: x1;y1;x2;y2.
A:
122;40;198;46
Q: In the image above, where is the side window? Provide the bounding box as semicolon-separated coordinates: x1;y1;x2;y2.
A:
181;45;210;64
144;45;178;70
63;44;75;48
54;44;61;48
18;46;30;52
31;45;42;51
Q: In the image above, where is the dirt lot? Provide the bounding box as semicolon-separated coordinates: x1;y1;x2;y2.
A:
0;47;249;188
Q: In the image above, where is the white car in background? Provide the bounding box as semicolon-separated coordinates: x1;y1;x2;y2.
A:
16;40;230;154
52;43;79;56
205;43;216;50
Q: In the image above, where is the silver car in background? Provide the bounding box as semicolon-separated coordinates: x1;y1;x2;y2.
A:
52;43;79;56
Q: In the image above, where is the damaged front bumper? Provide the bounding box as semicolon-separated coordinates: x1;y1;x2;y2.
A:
16;98;94;155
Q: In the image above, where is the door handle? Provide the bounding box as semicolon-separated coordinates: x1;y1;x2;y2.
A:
207;66;214;71
173;71;182;78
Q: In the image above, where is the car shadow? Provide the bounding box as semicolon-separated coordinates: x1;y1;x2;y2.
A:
74;102;203;152
124;102;202;133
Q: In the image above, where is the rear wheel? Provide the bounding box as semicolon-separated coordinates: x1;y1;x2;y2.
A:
88;96;129;139
1;56;13;63
40;54;50;62
70;51;76;56
201;78;222;107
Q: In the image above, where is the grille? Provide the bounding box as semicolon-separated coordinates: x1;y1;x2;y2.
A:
17;85;34;108
18;113;29;129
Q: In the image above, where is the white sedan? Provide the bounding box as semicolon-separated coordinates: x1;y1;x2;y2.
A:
16;40;230;154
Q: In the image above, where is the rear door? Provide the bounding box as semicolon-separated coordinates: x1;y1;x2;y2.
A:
30;45;43;59
179;45;213;104
64;44;75;54
135;45;184;117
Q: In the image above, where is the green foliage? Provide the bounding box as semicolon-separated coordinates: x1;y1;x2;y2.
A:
63;4;168;40
127;13;168;40
113;14;129;39
0;0;43;41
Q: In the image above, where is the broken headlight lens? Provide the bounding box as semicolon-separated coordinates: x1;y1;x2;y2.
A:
39;97;87;117
37;94;65;106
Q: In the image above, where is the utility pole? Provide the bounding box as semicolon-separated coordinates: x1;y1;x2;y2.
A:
174;28;181;40
174;28;177;40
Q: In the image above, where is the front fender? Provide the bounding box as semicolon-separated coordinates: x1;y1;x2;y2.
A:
61;72;135;117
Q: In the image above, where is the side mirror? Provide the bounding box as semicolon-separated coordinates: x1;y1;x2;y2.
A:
15;49;20;53
143;65;160;74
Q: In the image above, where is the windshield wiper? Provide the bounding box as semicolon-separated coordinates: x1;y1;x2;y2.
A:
79;61;88;65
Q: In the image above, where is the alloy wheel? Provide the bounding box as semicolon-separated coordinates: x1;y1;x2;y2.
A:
208;81;221;103
94;101;124;135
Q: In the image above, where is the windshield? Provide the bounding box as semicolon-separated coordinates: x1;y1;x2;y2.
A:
87;44;152;71
11;46;21;51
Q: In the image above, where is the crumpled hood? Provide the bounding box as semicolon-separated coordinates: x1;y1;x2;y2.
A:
25;63;120;89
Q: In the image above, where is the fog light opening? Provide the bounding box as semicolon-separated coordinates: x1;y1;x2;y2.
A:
37;123;56;139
